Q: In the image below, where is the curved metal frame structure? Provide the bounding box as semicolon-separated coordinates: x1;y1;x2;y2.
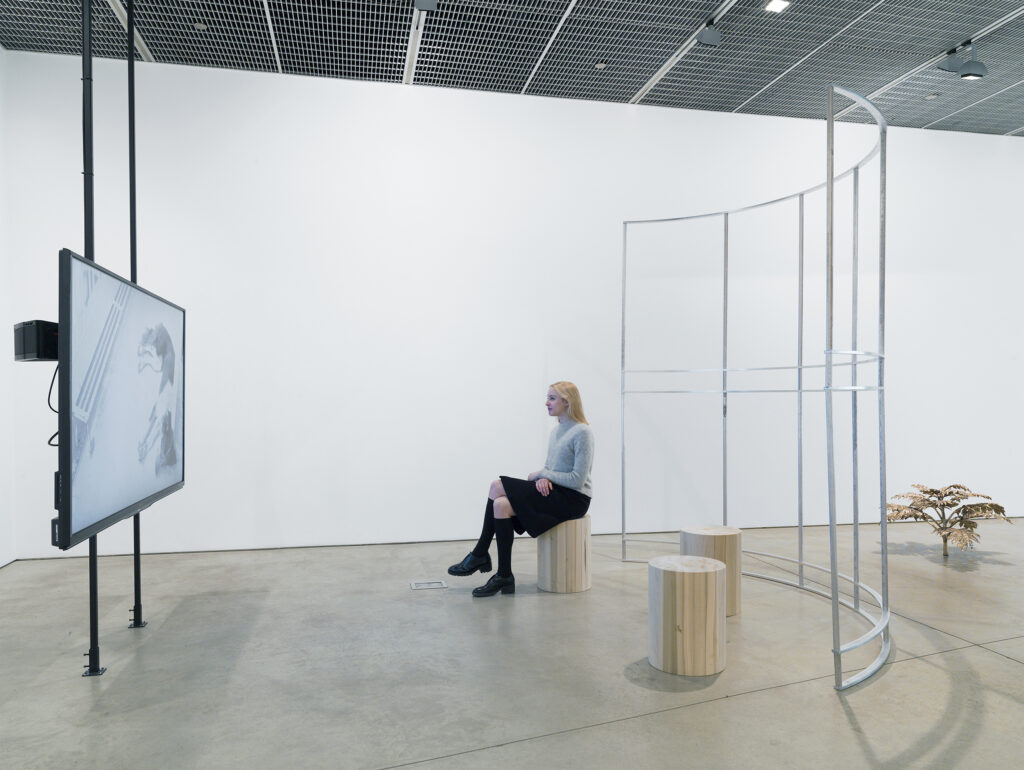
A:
620;86;891;690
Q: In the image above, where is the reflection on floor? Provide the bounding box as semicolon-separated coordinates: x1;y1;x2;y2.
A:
2;521;1023;768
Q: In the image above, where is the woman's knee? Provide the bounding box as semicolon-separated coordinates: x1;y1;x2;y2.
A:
493;496;515;519
489;479;506;500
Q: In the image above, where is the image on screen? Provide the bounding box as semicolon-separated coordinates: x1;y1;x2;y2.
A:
59;250;185;547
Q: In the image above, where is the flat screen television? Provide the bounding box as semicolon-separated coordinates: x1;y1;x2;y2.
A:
54;248;185;550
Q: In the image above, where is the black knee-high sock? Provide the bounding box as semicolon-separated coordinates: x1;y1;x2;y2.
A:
472;499;495;557
494;518;515;577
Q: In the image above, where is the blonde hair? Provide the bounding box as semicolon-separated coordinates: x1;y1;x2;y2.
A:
550;381;588;424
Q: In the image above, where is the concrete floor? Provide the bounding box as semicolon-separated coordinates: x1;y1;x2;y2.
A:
1;520;1022;769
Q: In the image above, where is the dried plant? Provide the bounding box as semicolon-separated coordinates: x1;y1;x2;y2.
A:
886;484;1009;557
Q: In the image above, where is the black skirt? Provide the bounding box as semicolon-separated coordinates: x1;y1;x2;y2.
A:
499;475;591;537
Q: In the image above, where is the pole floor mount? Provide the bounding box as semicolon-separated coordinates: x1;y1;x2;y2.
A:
82;651;105;677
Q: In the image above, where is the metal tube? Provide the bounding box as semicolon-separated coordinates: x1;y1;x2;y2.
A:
852;166;860;610
722;213;729;526
84;536;104;675
127;0;146;632
620;222;628;561
797;193;805;586
131;514;144;627
82;0;94;261
878;124;890;620
128;0;137;283
825;86;843;690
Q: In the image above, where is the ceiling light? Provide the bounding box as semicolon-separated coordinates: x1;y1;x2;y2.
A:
193;22;207;32
959;60;987;80
937;43;987;81
765;0;791;12
924;93;939;100
696;23;721;47
594;61;608;70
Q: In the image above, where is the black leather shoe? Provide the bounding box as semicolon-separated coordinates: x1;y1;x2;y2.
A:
472;573;515;597
448;552;492;577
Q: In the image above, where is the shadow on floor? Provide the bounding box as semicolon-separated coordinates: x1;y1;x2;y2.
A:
882;542;1013;571
623;658;721;693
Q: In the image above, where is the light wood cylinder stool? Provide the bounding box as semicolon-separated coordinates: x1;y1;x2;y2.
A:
537;514;591;593
680;525;742;617
648;555;726;676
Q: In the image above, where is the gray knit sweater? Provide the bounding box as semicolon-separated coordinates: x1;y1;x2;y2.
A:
539;420;594;497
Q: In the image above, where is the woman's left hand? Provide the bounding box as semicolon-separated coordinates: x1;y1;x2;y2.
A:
536;478;552;496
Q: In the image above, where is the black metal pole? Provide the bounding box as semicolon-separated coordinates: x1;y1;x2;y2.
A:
82;0;94;262
80;0;104;678
128;0;138;284
126;0;147;631
84;536;105;676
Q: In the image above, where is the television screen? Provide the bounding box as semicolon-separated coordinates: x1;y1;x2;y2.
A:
55;249;185;550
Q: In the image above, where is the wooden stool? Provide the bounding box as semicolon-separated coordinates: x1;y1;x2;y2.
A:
648;555;726;676
537;514;591;593
680;524;742;617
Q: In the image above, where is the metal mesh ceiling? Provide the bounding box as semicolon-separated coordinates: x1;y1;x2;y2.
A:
867;15;1024;133
133;0;277;72
1;0;1022;137
269;0;413;81
415;0;567;92
0;0;132;59
737;0;1024;120
525;0;723;103
643;0;882;113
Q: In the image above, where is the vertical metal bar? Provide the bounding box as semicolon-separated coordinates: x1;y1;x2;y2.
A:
797;194;805;586
825;86;843;689
84;536;104;675
851;166;860;610
877;126;890;625
127;0;146;631
620;222;628;561
722;213;729;527
82;0;94;261
80;0;104;680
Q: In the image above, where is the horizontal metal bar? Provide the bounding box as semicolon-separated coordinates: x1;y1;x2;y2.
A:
624;357;881;375
833;85;889;129
624;385;881;395
840;635;891;690
829;350;884;358
838;609;890;654
743;568;892;687
744;550;884;609
624;141;880;226
742;571;879;621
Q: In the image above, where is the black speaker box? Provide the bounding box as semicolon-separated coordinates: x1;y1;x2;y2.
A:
14;320;59;361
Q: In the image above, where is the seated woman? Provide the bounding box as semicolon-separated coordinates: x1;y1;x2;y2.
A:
448;381;594;597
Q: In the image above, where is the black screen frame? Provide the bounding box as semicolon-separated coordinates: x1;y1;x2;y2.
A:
56;248;186;550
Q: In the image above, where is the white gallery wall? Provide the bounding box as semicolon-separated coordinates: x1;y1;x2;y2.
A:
0;47;15;569
2;50;1021;561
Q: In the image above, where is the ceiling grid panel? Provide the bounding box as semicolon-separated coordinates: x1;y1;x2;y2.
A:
268;0;413;81
642;0;883;113
133;0;278;72
858;16;1024;131
0;0;133;59
926;81;1024;134
0;0;1022;138
414;0;569;93
739;0;1024;120
524;0;723;103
